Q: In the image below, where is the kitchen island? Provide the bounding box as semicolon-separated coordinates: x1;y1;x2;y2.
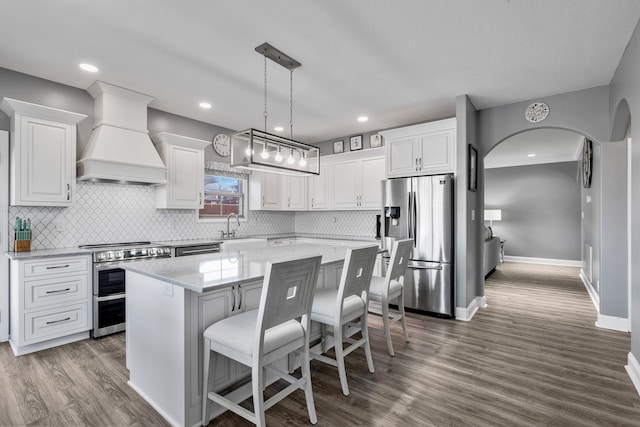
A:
122;243;378;427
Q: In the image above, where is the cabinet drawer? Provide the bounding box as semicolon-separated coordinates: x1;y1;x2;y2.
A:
24;275;89;310
23;303;90;344
23;256;89;278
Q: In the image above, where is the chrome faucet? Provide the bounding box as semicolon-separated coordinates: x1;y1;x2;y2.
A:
226;213;240;239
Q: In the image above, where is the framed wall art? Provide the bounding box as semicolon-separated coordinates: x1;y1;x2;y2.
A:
468;144;478;192
370;133;382;148
350;135;363;151
333;140;344;154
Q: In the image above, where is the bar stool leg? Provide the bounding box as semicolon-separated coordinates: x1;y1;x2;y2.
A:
252;362;266;427
381;298;395;356
361;314;375;374
201;338;211;426
301;347;318;424
399;290;409;343
333;321;350;396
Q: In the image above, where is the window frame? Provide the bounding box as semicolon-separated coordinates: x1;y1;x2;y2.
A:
196;172;249;223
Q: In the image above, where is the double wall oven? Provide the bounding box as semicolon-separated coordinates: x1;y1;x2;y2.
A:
79;242;172;338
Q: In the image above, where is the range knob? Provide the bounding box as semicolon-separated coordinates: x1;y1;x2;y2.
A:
114;251;124;260
96;253;105;262
106;252;114;260
149;248;157;256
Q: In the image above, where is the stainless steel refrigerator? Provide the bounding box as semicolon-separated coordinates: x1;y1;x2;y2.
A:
381;174;454;317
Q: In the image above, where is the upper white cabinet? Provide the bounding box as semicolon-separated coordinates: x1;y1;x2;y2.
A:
324;148;386;210
382;118;456;178
249;172;283;210
0;98;87;206
309;163;332;210
285;175;307;210
250;172;308;211
152;132;208;209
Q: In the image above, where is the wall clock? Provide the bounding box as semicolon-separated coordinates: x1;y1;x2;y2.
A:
524;102;550;123
212;134;231;157
582;138;593;188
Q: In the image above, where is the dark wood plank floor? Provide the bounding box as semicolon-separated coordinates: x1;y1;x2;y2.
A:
1;262;639;426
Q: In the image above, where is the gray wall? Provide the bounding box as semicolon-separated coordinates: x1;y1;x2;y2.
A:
610;17;640;360
456;95;483;310
598;140;628;318
484;162;581;260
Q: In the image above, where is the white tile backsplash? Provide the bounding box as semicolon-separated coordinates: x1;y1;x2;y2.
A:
8;182;376;250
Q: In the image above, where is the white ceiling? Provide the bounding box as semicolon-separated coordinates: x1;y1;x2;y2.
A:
484;129;584;169
1;1;639;143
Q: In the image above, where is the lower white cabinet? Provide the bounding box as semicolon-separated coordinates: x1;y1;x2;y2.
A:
10;255;92;355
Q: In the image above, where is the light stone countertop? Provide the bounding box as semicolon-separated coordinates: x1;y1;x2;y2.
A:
121;243;381;293
5;247;93;260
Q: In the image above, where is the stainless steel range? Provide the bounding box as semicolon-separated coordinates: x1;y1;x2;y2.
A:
79;241;172;338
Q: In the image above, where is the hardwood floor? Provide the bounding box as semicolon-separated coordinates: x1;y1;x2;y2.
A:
1;262;639;426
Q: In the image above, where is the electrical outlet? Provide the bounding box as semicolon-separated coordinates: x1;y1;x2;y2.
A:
163;283;174;297
55;220;67;232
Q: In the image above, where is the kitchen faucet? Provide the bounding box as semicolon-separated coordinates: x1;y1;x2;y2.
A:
225;213;240;239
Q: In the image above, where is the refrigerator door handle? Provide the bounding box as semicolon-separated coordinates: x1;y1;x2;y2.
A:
408;265;443;271
411;191;417;247
408;190;414;240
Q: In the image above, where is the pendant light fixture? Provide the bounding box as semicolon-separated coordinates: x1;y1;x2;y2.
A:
230;43;320;176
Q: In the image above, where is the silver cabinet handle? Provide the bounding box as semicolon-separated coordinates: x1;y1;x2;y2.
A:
415;158;418;171
46;288;71;294
67;183;70;201
199;193;203;206
237;285;243;310
288;197;291;208
311;197;314;207
262;196;265;207
419;158;423;171
46;264;70;270
231;286;236;312
46;317;71;325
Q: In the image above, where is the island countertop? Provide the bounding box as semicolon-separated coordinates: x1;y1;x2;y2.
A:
121;243;380;293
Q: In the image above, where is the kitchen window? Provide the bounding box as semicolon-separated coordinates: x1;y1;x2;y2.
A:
198;174;247;221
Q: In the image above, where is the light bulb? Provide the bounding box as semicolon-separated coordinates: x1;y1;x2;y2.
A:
261;147;269;159
299;157;307;167
245;147;253;156
275;148;283;162
287;153;295;164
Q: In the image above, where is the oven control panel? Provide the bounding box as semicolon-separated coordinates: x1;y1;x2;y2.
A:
95;247;172;263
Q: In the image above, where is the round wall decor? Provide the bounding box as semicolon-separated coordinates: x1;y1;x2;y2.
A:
524;102;550;123
212;134;231;157
582;138;593;188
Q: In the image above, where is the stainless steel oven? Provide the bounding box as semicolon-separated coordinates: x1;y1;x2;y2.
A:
80;242;172;338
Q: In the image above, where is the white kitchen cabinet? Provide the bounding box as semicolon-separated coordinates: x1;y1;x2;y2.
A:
331;155;385;210
152;132;208;209
285;175;307;209
383;118;456;178
249;172;283;210
0;98;87;207
250;172;307;211
309;163;332;209
9;255;92;355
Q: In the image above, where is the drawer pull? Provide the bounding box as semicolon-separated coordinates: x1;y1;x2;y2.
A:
45;288;71;294
46;317;71;325
46;264;70;270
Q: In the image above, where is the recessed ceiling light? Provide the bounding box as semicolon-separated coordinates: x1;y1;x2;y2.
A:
199;102;212;109
274;126;284;132
527;153;536;157
79;63;98;73
357;116;369;122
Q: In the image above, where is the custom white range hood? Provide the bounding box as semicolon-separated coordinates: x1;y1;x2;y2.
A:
77;81;167;185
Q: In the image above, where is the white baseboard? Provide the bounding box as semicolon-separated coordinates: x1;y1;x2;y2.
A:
579;269;599;309
626;352;640;397
596;313;630;332
503;255;582;267
456;296;486;321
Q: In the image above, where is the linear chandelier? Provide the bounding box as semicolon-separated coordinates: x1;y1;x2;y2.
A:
231;43;319;176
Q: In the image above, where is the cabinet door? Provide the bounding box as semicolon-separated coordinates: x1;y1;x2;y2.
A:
332;160;360;209
19;116;74;206
386;135;419;178
168;145;204;208
194;288;234;400
359;157;385;208
418;128;455;174
309;163;332;209
286;176;307;210
237;281;263;312
261;173;283;209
